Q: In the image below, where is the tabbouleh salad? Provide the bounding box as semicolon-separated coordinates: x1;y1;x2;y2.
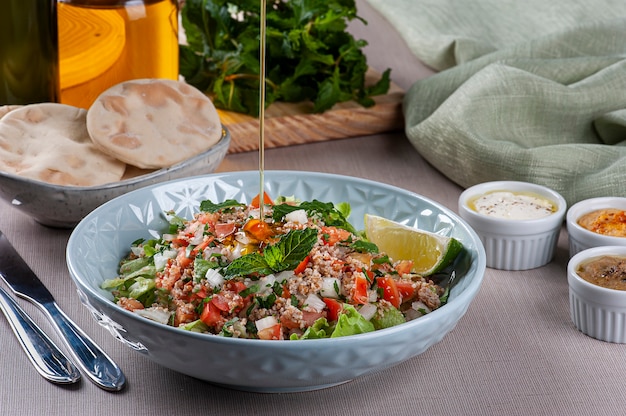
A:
102;193;453;340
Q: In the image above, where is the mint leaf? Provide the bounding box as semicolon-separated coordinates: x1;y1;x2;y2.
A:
223;253;272;278
264;228;318;271
221;228;317;278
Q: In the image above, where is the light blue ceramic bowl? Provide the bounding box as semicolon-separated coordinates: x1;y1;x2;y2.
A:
0;127;230;228
66;171;486;393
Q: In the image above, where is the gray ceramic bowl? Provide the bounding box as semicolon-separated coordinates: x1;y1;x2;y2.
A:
66;171;486;393
0;127;230;228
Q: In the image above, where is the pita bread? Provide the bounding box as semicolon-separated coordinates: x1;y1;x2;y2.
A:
0;105;22;120
86;78;222;169
0;103;126;186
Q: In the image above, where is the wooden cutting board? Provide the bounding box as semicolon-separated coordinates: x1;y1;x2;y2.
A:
220;70;405;153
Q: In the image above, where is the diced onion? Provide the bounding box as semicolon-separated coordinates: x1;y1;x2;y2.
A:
368;290;378;302
130;246;143;256
189;229;204;245
205;269;224;289
234;231;251;246
320;277;341;298
411;301;431;315
230;241;246;259
358;303;377;321
133;307;172;325
285;209;308;224
255;315;278;332
274;270;294;283
162;233;176;242
305;294;326;312
154;250;177;271
259;274;276;294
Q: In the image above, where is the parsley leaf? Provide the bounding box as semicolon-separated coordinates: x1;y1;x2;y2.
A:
273;200;356;233
199;199;246;213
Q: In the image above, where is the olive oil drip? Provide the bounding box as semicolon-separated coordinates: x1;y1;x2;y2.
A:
258;0;267;220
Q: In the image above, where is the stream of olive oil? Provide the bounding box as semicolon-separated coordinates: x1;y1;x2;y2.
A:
258;0;267;219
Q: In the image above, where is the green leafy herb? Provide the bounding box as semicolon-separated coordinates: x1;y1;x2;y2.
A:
222;228;318;278
193;258;219;281
180;0;391;116
350;239;378;254
200;199;246;213
222;252;274;278
273;200;356;233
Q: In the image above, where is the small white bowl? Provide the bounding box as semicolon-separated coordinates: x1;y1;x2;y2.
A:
568;246;626;343
458;181;567;270
566;197;626;258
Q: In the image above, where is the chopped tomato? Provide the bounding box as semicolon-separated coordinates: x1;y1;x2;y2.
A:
395;260;414;276
193;286;208;300
282;283;291;300
243;218;274;241
214;222;236;238
320;226;351;246
210;294;231;312
294;255;310;275
377;277;400;308
196;212;219;225
176;248;193;269
323;298;343;322
224;281;247;293
251;192;274;209
352;275;369;305
170;237;189;247
395;280;417;303
200;302;224;327
257;324;282;340
302;311;324;326
280;317;301;330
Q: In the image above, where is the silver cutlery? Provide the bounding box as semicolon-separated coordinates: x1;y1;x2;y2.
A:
0;231;126;391
0;286;81;384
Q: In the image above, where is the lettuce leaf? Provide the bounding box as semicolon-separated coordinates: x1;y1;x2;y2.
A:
330;304;374;338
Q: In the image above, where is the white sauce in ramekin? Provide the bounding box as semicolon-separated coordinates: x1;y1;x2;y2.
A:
470;191;555;220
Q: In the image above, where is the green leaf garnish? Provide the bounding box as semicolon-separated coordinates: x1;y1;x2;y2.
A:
222;228;318;278
200;199;246;213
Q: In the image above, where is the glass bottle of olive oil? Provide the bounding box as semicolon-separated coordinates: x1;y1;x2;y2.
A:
0;0;59;105
57;0;179;109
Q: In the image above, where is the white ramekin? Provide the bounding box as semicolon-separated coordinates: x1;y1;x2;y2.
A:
568;246;626;343
458;181;567;270
566;197;626;258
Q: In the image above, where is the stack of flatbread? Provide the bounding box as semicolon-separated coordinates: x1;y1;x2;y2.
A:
0;79;222;187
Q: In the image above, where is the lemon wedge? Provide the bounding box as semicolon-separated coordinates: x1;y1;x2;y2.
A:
364;214;463;276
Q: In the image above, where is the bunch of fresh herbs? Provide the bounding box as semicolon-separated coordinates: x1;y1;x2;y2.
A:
180;0;391;116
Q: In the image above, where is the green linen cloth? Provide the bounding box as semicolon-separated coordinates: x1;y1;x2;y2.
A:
366;0;626;206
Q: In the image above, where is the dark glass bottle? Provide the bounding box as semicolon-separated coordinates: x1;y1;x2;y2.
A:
0;0;59;105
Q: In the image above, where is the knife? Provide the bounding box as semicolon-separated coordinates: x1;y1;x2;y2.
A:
0;286;81;384
0;231;126;391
